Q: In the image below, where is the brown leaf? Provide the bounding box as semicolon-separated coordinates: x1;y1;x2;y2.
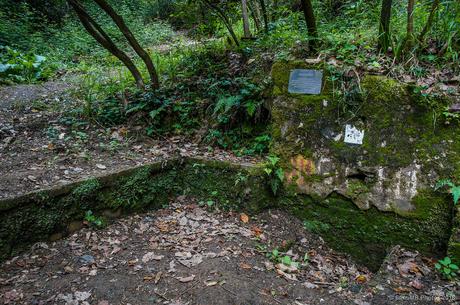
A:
409;279;423;290
397;260;420;277
240;263;252;270
240;213;249;223
143;276;154;282
154;271;162;284
252;226;263;237
393;286;411;293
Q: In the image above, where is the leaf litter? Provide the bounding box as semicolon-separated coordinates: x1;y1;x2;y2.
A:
0;197;458;305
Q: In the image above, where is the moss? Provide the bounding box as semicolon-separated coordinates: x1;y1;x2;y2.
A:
346;180;370;198
72;178;101;199
283;191;452;271
179;159;274;213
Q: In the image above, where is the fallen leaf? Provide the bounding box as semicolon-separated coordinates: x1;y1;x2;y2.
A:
355;274;367;284
409;279;423;290
276;268;298;281
155;271;162;284
240;213;249;223
74;291;91;301
142;252;164;263
251;226;263;237
143;275;154;282
276;263;298;273
205;281;218;286
397;260;420;277
240;263;252;269
95;164;107;170
393;286;411;293
305;57;322;64
3;289;23;304
177;275;195;283
303;282;319;289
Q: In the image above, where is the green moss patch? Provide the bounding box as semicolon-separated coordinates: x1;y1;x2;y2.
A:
283;190;453;271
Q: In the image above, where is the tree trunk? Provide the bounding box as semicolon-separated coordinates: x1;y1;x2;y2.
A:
378;0;393;52
92;0;160;89
406;0;415;47
418;0;440;44
67;0;145;89
248;0;261;32
299;0;318;50
395;0;415;59
241;0;252;38
259;0;269;33
202;0;240;46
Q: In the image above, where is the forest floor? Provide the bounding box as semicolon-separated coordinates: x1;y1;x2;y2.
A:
1;198;458;305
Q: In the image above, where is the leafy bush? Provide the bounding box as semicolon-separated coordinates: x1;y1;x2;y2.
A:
0;46;51;83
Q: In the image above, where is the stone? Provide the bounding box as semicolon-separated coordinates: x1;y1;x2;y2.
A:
271;60;459;268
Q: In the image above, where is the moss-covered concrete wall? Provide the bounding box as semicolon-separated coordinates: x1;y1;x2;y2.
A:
270;59;459;269
0;158;273;262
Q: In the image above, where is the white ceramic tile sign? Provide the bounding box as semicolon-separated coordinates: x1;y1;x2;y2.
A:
344;124;364;145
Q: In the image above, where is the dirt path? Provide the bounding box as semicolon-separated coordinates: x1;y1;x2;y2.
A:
0;81;73;110
1;198;457;305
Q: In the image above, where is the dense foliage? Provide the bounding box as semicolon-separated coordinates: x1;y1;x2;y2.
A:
0;0;459;155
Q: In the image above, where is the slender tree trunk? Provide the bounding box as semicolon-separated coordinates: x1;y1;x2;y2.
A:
395;0;415;59
418;0;440;44
67;0;145;89
202;0;240;46
378;0;393;52
248;0;261;32
299;0;318;50
241;0;252;38
273;0;278;20
406;0;415;47
92;0;159;89
259;0;269;33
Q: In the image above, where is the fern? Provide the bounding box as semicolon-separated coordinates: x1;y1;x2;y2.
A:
435;178;460;205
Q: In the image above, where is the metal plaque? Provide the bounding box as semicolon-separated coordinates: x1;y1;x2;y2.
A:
288;69;323;95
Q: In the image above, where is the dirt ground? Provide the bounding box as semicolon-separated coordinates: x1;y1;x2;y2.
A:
1;197;458;305
0;83;258;200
